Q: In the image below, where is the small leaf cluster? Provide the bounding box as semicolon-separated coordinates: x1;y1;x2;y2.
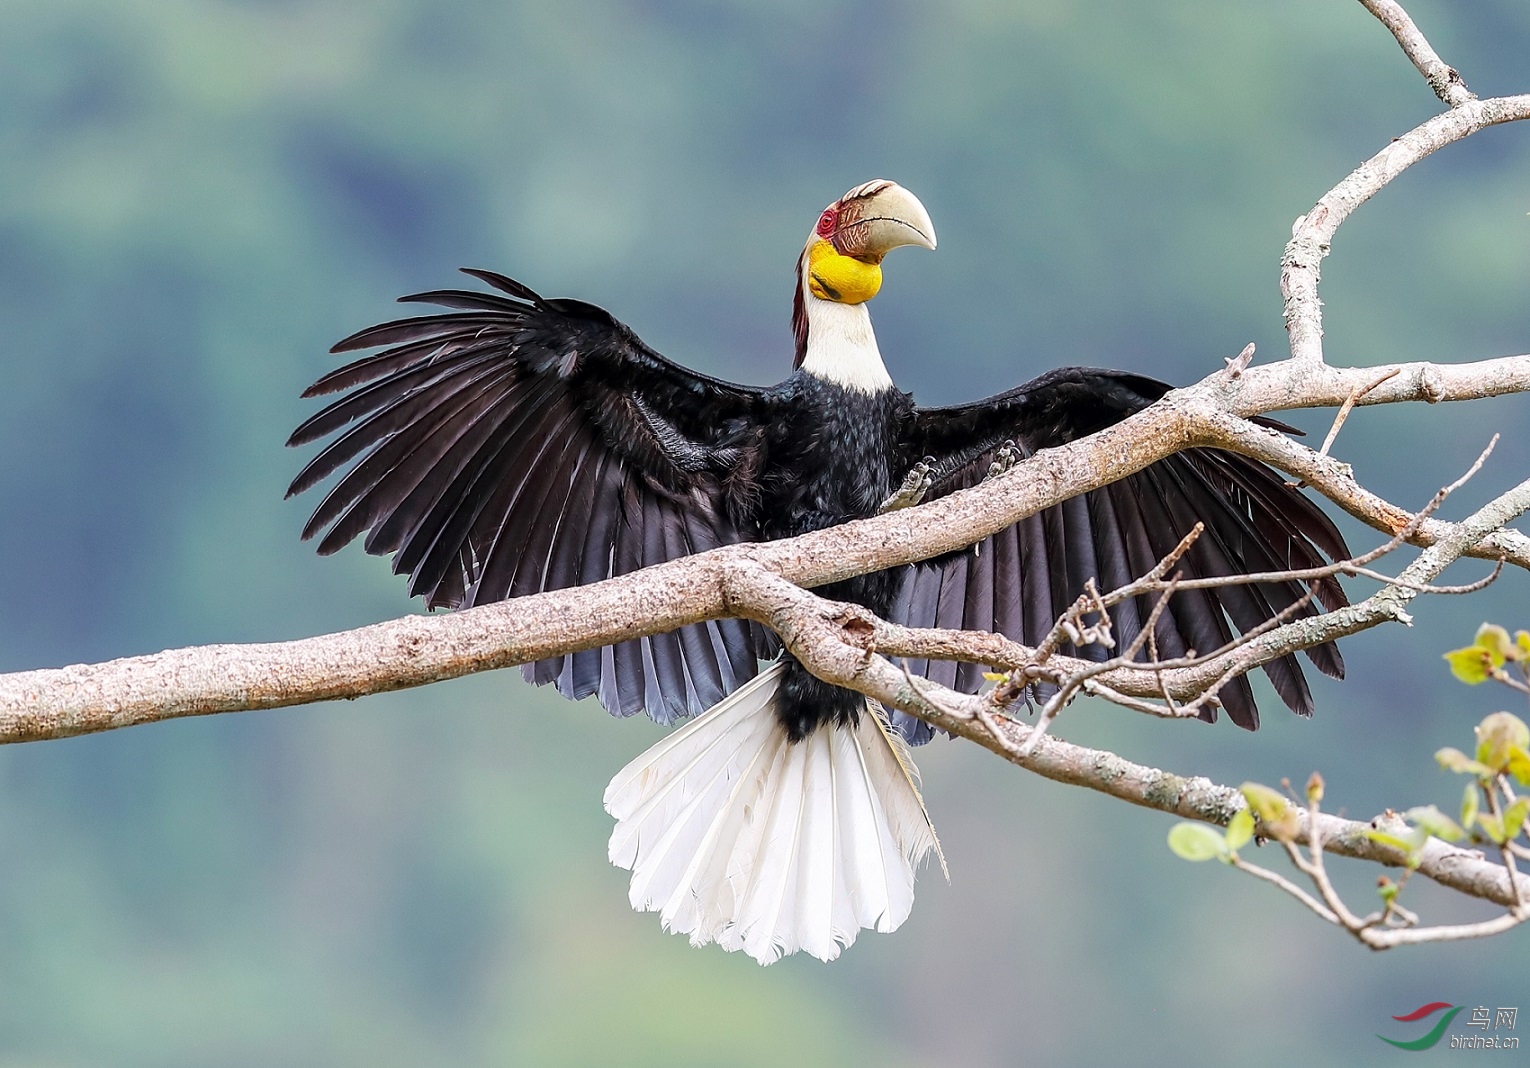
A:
1166;780;1306;863
1443;623;1530;686
1358;710;1530;869
1168;625;1530;871
1436;710;1530;787
1437;711;1530;841
1431;620;1530;851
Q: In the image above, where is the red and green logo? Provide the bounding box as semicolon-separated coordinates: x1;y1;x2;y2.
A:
1378;1003;1463;1051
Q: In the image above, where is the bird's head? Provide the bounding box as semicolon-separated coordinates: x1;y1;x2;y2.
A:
803;180;936;303
793;181;935;368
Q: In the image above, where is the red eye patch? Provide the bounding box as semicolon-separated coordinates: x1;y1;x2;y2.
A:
815;207;838;237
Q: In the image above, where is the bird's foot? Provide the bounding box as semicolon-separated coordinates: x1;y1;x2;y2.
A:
984;440;1021;481
880;456;936;513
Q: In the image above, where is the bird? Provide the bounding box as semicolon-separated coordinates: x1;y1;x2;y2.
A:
287;179;1349;965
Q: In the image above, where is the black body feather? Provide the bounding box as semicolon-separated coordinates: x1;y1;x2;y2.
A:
289;272;1348;740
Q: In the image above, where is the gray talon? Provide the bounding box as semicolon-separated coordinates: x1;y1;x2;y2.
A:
985;440;1021;481
880;457;935;513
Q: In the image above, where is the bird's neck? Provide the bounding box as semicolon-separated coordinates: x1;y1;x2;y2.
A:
794;291;894;394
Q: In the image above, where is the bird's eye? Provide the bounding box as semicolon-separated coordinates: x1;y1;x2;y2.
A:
815;208;838;237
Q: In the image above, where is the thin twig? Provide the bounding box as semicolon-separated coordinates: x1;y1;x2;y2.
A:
1321;367;1400;457
1229;855;1340;924
1223;342;1257;379
1003;441;1495;727
1355;0;1476;107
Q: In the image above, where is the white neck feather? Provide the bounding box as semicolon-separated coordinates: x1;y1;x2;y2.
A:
799;293;894;394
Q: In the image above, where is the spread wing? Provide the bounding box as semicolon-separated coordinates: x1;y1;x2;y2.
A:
891;367;1348;733
287;269;778;725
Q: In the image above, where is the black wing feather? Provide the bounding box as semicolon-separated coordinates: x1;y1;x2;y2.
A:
288;271;777;726
376;375;537;566
318;368;522;553
894;367;1349;729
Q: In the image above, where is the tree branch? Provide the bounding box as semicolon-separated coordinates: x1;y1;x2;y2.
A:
793;618;1530;912
1281;96;1530;365
1356;0;1475;107
3;346;1529;742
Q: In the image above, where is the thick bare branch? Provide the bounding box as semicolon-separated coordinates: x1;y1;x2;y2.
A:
4;351;1529;742
1223;354;1530;414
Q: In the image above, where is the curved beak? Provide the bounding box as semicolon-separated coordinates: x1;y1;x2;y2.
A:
832;181;937;260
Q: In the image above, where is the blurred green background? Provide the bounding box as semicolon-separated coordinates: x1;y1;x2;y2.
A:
1;1;1527;1064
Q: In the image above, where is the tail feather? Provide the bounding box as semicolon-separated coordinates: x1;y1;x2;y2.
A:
836;722;910;933
863;699;948;881
607;671;779;871
717;734;810;959
604;662;943;964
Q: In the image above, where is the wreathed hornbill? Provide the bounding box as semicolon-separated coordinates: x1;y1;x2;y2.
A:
288;180;1348;964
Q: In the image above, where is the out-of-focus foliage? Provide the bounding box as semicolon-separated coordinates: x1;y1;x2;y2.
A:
1;2;1527;1065
1361;697;1530;865
1444;622;1530;684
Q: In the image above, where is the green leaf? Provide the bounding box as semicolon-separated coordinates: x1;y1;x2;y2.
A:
1476;712;1530;772
1478;813;1506;844
1167;822;1227;862
1365;826;1427;866
1240;782;1285;820
1507;746;1530;787
1305;772;1325;805
1475;623;1513;666
1225;809;1255;852
1405;804;1465;842
1444;646;1493;684
1240;781;1299;841
1377;877;1398;906
1436;746;1494;778
1516;630;1530;658
1363;829;1414;852
1461;782;1480;831
1504;797;1530;842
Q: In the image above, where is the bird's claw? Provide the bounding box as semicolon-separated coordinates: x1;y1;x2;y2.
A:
880;456;936;513
984;440;1021;481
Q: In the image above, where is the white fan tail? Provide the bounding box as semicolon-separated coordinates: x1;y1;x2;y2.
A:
604;662;944;965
